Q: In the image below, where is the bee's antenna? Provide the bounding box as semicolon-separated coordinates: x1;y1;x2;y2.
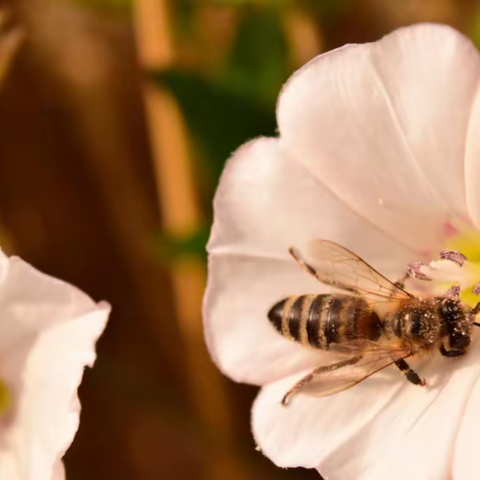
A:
471;303;480;323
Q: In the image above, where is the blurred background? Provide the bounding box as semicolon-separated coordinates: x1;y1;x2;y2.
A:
0;0;478;478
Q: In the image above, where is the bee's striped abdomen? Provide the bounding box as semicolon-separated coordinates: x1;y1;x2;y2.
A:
268;294;378;349
305;295;327;348
266;294;331;349
268;295;324;348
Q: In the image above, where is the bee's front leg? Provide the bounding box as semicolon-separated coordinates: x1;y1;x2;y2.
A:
394;263;432;291
440;344;467;357
470;301;480;327
393;272;409;290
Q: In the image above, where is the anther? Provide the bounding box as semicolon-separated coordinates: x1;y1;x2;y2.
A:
407;262;432;281
445;284;460;298
473;282;480;296
439;250;467;267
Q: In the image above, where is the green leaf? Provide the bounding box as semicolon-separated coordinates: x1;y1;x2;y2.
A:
470;8;480;51
154;226;211;263
152;69;277;187
223;7;289;103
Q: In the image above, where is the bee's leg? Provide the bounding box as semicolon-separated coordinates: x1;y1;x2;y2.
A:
472;302;480;327
393;265;430;292
281;355;362;407
281;372;315;407
288;247;359;294
393;272;409;290
288;247;322;280
394;359;426;386
439;344;467;357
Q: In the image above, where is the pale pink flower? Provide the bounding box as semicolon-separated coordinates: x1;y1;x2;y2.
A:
203;24;480;480
0;247;110;480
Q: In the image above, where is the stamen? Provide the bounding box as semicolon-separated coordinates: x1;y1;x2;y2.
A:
406;262;432;281
442;230;480;307
439;249;467;267
445;284;460;298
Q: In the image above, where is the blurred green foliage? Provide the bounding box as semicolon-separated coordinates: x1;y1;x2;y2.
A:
470;9;480;50
306;0;353;15
154;226;211;263
80;0;356;262
152;69;277;185
224;8;288;103
154;4;291;261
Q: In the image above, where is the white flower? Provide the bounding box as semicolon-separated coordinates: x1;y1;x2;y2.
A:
203;23;480;480
0;247;110;480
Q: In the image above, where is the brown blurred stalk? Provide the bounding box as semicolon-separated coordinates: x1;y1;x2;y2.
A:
133;1;245;479
0;10;23;87
282;6;322;67
0;8;23;254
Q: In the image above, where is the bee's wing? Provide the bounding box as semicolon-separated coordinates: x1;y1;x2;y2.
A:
291;239;412;303
297;346;414;399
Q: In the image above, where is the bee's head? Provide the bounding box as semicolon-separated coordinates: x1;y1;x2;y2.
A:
440;298;472;353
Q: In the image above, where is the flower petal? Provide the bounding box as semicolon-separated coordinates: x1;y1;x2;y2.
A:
278;23;480;251
51;463;65;480
464;71;480;229
205;254;332;385
204;138;414;385
0;255;110;480
252;339;480;479
369;25;480;221
451;338;480;479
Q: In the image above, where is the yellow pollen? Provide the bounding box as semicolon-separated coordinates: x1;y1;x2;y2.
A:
447;230;480;306
0;379;9;417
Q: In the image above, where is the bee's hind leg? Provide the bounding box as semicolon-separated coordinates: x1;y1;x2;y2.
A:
281;372;315;407
281;355;362;407
394;359;426;386
288;247;321;281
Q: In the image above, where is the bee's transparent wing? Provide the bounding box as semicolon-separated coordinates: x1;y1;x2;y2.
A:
282;346;413;404
290;239;411;303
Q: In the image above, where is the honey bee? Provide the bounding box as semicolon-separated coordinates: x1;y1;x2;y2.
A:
268;240;480;406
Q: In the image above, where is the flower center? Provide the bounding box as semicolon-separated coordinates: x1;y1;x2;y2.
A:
415;229;480;306
0;379;9;417
447;230;480;306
